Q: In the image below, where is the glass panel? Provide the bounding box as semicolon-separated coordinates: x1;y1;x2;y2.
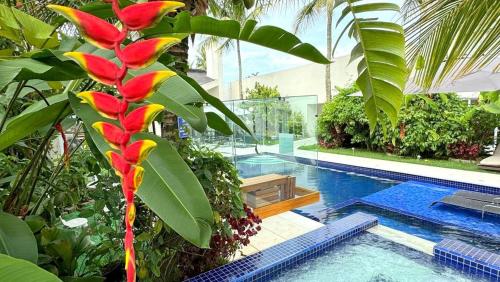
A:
191;95;319;166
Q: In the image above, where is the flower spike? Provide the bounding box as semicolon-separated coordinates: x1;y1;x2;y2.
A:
121;38;180;69
53;1;185;280
123;104;165;133
119;1;185;30
124;140;157;164
121;71;176;102
48;5;121;49
92;122;129;148
64;52;119;85
77;91;122;119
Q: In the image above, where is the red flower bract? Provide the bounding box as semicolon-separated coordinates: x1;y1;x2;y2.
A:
77;91;122;119
121;38;180;69
123;104;164;133
48;5;120;49
119;1;185;30
121;71;176;102
64;52;119;86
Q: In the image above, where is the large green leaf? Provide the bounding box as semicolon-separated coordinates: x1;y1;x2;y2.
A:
76;5;329;64
0;100;71;151
0;212;38;263
335;0;406;130
69;93;213;247
0;51;85;91
0;4;58;48
0;254;61;282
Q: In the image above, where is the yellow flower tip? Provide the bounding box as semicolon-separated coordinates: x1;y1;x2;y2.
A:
91;121;104;132
162;1;186;11
76;91;92;103
143;139;157;149
104;150;114;161
158;37;181;46
46;4;66;12
154;70;177;83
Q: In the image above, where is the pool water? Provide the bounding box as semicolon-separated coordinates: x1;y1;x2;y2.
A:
270;233;484;282
237;155;398;207
236;155;500;252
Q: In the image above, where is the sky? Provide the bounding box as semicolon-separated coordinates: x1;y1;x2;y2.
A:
188;1;403;84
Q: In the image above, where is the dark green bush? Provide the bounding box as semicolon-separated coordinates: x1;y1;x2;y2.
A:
318;87;499;159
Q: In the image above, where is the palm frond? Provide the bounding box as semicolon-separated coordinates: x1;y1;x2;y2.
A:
293;0;325;33
404;0;500;91
336;0;406;129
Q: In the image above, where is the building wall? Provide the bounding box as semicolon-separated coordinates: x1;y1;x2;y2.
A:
227;55;358;103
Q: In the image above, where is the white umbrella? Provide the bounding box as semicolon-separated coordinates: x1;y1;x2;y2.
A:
405;57;500;94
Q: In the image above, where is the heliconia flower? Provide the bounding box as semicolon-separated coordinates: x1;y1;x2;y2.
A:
121;38;180;69
48;5;120;49
119;1;185;30
77;91;122;119
105;151;131;177
124;140;157;164
123;104;164;133
92;122;129;148
121;71;176;102
124;166;144;194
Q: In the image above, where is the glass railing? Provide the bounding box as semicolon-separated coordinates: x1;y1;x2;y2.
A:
190;95;319;164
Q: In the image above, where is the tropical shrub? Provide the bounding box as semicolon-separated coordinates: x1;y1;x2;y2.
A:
317;85;370;148
318;86;497;159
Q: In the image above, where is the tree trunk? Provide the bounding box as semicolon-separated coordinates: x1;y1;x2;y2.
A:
237;40;244;100
161;0;208;140
325;6;333;102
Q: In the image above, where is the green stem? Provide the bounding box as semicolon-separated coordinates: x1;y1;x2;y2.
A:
0;81;27;132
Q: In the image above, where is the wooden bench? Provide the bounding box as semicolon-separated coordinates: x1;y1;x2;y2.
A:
241;174;295;208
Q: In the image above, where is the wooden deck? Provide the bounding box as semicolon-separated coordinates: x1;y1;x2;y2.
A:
241;174;320;219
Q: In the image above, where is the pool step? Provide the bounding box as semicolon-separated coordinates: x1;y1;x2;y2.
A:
367;224;435;256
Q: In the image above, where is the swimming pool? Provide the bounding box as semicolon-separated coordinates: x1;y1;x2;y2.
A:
270;233;485;282
237;155;398;207
236;155;500;252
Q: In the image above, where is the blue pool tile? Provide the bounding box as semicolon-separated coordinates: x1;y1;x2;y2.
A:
186;212;377;282
361;181;500;238
435;239;500;280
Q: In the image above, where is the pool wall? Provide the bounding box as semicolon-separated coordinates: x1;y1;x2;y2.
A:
186;212;378;282
434;239;499;280
238;153;500;195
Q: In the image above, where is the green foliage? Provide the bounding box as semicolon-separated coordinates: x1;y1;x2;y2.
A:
245;82;280;99
318;85;498;158
0;212;38;263
288;112;304;137
317;85;370;148
0;254;61;282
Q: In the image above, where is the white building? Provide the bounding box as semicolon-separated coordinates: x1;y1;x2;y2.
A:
227;55;357;104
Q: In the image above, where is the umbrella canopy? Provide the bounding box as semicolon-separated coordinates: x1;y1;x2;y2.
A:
405;57;500;94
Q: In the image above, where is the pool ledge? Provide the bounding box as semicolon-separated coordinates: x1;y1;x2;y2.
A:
367;224;435;256
434;239;500;280
186;212;378;282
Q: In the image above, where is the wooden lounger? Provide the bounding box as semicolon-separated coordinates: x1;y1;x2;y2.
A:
479;145;500;171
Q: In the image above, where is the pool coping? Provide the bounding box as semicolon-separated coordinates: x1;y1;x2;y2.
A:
186;212;378;282
236;153;500;195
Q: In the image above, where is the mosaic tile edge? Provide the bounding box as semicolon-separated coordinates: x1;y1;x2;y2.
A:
244;153;500;195
434;238;500;280
185;212;378;282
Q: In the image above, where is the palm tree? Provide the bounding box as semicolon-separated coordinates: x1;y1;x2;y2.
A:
294;0;335;101
403;0;500;91
201;1;267;99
